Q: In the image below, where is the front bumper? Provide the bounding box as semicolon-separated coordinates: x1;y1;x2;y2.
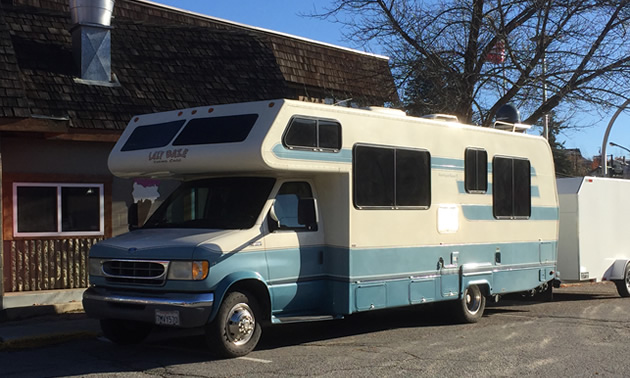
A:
82;286;214;328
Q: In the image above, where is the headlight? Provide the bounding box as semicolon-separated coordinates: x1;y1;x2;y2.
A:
168;261;209;280
89;258;104;277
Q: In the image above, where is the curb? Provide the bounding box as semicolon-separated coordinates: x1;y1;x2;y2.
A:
0;330;101;351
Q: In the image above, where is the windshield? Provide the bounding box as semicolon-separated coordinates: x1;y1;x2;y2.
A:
143;177;275;230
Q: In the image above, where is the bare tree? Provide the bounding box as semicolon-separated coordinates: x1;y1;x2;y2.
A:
315;0;630;127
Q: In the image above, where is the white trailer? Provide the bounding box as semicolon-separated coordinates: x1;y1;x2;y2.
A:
557;176;630;296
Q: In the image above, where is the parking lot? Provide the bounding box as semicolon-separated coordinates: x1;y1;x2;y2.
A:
1;282;629;377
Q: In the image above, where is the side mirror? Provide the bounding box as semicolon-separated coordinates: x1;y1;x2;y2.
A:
267;199;280;232
128;202;139;231
298;198;318;231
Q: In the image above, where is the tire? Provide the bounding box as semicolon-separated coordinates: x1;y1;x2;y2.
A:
538;281;554;302
614;264;630;297
453;285;486;323
100;319;153;345
206;291;262;358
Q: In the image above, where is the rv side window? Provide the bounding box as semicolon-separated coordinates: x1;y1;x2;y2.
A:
493;156;531;219
353;144;430;209
465;148;488;193
172;114;258;146
270;182;317;231
121;120;185;151
283;117;341;151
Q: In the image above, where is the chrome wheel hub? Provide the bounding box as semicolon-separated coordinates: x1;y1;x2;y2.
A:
226;303;255;345
465;287;482;315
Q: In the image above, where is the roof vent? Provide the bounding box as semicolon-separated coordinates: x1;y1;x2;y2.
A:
69;0;115;83
364;107;407;117
422;114;459;122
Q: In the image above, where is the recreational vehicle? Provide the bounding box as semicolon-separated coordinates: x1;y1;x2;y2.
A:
83;99;559;357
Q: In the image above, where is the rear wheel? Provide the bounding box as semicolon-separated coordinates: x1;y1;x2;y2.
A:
206;291;262;358
100;319;153;345
453;285;486;323
614;264;630;297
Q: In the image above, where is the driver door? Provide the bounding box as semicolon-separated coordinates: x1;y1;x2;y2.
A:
263;181;325;316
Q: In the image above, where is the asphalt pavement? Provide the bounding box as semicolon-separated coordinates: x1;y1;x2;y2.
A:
0;282;611;352
0;311;100;351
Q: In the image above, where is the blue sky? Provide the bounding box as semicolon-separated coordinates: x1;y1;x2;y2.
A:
150;0;630;160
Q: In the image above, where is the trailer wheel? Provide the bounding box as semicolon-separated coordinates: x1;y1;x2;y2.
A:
453;285;486;323
206;290;262;358
614;264;630;298
100;319;152;345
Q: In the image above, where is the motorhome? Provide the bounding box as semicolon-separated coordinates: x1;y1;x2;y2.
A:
83;99;559;357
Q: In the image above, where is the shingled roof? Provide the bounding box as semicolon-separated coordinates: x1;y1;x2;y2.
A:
0;0;398;135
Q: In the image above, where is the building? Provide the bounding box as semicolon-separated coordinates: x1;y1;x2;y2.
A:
0;0;397;309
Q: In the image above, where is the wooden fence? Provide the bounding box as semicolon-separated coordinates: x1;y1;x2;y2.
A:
4;238;103;292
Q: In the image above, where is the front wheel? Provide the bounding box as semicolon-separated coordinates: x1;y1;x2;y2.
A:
206;291;262;358
100;319;153;345
453;285;486;323
614;264;630;297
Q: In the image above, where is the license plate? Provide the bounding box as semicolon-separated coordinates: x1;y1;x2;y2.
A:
155;310;180;326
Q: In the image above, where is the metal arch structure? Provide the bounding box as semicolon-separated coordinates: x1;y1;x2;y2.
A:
601;98;630;177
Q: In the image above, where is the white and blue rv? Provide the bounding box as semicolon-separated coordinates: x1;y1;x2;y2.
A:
83;99;559;357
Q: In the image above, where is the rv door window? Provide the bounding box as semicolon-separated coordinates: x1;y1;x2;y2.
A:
143;177;275;230
172;114;258;146
121;120;185;151
493;156;531;219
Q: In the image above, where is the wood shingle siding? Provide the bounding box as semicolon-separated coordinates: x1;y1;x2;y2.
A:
0;0;397;132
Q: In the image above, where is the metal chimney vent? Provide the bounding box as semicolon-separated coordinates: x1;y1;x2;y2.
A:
69;0;115;83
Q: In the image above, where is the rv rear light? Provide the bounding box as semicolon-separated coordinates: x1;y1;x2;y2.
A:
88;258;104;277
168;261;209;281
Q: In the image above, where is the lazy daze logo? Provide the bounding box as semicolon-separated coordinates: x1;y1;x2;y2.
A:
148;148;189;164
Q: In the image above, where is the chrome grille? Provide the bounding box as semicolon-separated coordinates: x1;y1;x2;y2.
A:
102;259;168;286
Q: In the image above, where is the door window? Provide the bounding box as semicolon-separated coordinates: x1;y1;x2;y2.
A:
270;182;317;231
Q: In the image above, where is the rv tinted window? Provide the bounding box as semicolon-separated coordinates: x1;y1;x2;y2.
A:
172;114;258;146
512;159;531;216
121;120;185;151
283;117;341;151
465;148;488;193
395;149;431;207
354;145;431;209
493;156;531;219
318;120;342;150
285;118;317;148
354;146;395;207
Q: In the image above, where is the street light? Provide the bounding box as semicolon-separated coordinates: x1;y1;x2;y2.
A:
609;142;630;155
601;98;630;176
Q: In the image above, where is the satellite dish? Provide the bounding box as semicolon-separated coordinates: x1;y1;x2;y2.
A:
496;104;521;124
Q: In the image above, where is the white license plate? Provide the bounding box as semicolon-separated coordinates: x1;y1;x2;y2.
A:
155;310;180;326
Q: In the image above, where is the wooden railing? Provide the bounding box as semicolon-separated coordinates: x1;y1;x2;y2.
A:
4;238;103;292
